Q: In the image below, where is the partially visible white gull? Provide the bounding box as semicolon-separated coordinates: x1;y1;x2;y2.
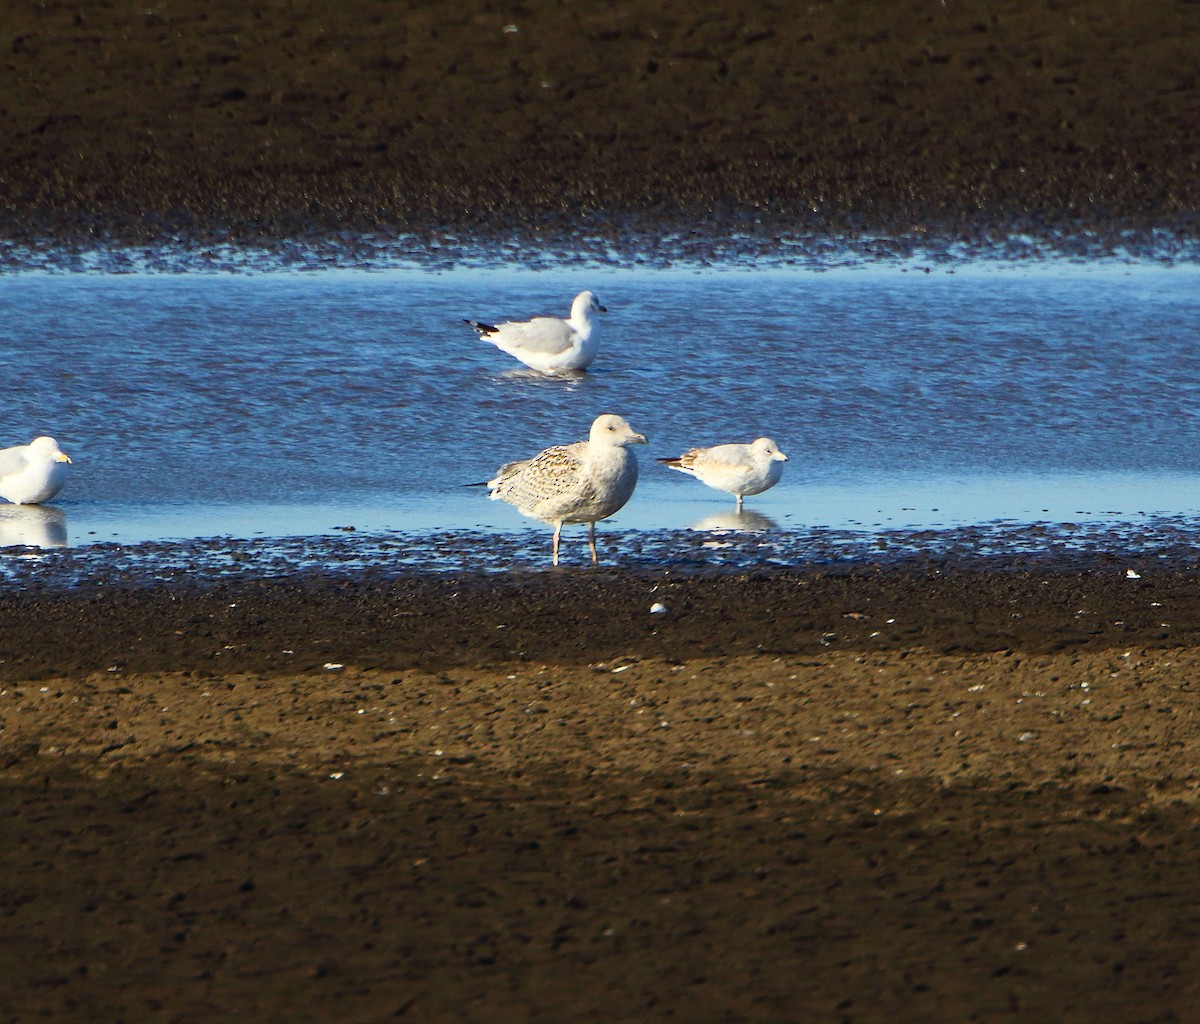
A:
658;437;787;511
486;414;647;565
465;290;607;373
0;436;73;505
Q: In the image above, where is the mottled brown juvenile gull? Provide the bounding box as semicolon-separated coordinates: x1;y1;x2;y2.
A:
658;437;787;511
486;414;647;565
464;290;607;373
0;436;72;505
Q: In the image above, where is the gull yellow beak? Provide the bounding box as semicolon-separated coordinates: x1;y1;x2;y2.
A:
57;452;72;464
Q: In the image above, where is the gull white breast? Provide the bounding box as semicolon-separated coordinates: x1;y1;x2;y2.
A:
465;290;607;373
486;414;647;565
658;437;787;511
0;436;73;505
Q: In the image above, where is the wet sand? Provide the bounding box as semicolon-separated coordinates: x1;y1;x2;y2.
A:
4;566;1200;1021
5;1;1200;1020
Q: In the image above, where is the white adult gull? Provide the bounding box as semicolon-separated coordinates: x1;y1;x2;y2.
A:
0;436;73;505
658;437;787;511
485;414;647;566
465;290;607;373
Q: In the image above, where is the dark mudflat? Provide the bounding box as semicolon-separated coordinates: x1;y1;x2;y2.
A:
2;0;1199;257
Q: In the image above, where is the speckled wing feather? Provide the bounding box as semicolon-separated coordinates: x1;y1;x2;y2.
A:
489;441;588;513
673;448;705;471
492;458;532;480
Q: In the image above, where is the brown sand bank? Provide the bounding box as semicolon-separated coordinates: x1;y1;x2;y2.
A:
3;567;1200;1021
2;0;1200;248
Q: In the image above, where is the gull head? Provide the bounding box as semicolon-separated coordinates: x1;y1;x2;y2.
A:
573;290;608;319
752;437;788;462
31;436;72;464
591;414;647;448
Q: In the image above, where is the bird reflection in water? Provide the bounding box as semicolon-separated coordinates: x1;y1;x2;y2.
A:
0;504;69;549
689;509;778;533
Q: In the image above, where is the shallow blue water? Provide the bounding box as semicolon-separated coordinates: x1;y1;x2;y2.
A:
3;260;1200;556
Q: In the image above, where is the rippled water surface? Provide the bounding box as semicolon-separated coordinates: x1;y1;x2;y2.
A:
3;259;1200;571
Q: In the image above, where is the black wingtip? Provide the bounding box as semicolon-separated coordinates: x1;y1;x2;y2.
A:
464;319;498;335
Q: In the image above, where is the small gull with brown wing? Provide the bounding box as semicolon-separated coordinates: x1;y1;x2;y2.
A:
658;437;787;511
